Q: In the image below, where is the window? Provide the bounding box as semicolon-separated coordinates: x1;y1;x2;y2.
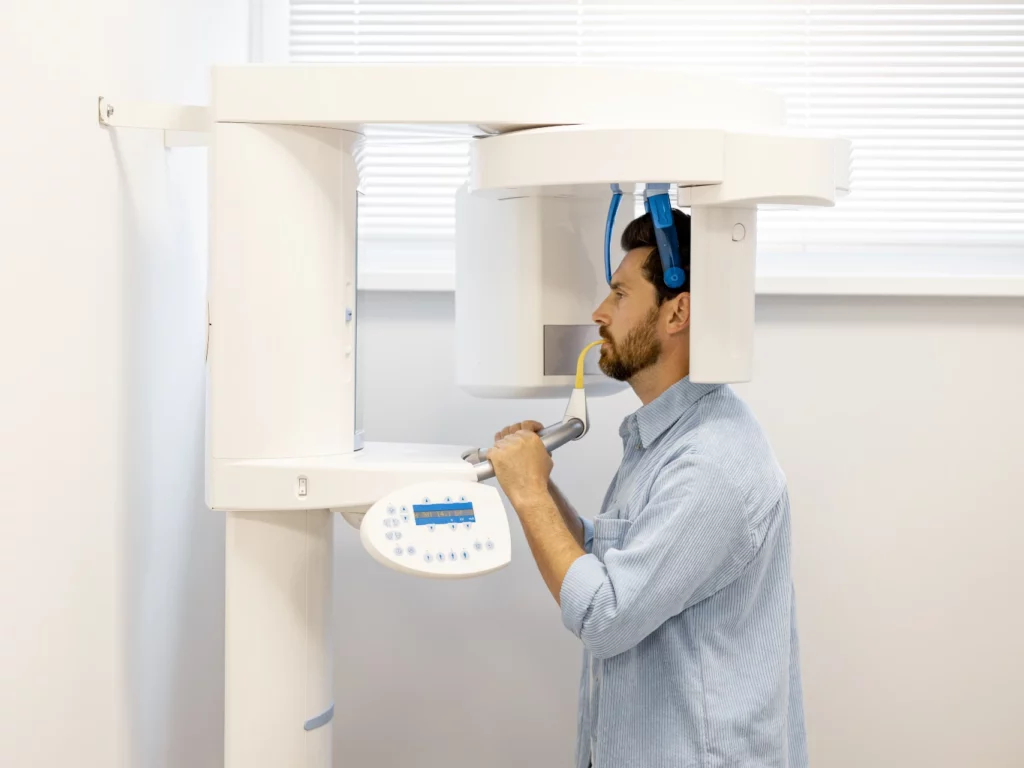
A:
259;0;1024;292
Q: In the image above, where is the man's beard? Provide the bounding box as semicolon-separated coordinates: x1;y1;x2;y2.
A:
598;307;662;382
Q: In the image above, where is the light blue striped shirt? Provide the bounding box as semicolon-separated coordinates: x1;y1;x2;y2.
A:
560;378;807;768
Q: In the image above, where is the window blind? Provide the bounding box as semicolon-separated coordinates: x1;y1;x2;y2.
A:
288;1;1024;277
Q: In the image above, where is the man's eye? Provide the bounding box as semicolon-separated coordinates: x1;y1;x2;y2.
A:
615;291;625;299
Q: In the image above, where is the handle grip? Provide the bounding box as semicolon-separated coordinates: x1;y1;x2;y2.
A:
469;419;585;482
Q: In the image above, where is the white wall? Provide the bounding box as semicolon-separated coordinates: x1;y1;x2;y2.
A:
740;296;1024;768
344;290;1024;768
0;2;245;767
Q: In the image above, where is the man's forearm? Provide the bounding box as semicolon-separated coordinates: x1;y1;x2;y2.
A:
548;481;586;549
510;488;586;605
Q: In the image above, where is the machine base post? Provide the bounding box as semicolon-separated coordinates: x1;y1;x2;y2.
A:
225;509;333;768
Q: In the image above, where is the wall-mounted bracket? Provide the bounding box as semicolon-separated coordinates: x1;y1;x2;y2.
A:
97;97;210;148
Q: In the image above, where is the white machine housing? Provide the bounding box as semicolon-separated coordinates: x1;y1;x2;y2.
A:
456;186;628;398
456;130;847;397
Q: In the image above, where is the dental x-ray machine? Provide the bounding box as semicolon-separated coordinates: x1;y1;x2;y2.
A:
99;64;849;768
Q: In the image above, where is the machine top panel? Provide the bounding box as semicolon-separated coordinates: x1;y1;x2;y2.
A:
211;64;786;134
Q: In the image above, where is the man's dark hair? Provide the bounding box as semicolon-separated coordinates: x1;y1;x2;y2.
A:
620;208;691;304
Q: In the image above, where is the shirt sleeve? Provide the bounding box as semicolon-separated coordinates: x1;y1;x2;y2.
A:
559;452;755;660
581;516;595;554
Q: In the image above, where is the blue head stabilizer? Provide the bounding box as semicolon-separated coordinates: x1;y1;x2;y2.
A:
603;183;686;289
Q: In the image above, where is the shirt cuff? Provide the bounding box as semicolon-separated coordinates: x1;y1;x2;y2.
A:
581;516;595;554
559;554;607;637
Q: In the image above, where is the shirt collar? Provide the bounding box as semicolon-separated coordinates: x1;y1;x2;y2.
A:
619;377;723;449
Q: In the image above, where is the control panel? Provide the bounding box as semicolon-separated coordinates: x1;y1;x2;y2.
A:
360;481;511;578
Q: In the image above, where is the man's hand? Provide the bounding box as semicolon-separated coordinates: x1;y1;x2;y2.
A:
488;420;585;606
494;420;545;442
489;421;553;507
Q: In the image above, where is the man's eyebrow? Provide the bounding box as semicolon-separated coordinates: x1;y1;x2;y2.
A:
610;280;628;291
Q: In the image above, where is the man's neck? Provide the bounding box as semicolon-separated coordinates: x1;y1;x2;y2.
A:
629;360;690;406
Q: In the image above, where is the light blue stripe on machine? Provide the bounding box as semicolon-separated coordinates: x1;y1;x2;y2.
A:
303;703;334;732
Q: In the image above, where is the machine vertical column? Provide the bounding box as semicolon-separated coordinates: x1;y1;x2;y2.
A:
688;205;758;383
210;123;358;766
225;510;334;768
209;122;359;464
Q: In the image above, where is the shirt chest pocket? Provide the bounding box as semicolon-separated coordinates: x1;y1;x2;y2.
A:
591;517;633;560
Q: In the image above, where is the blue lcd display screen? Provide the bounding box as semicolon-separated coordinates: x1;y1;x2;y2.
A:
412;502;476;526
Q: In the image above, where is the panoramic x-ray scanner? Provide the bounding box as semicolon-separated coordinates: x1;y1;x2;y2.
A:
99;64;849;768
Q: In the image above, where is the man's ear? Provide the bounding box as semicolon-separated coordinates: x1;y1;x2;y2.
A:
664;292;691;336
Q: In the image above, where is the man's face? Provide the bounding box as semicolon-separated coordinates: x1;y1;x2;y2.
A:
591;248;663;382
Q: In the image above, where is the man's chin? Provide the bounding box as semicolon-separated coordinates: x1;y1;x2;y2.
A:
599;357;631;382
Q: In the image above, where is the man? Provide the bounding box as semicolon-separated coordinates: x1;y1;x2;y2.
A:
487;208;807;768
